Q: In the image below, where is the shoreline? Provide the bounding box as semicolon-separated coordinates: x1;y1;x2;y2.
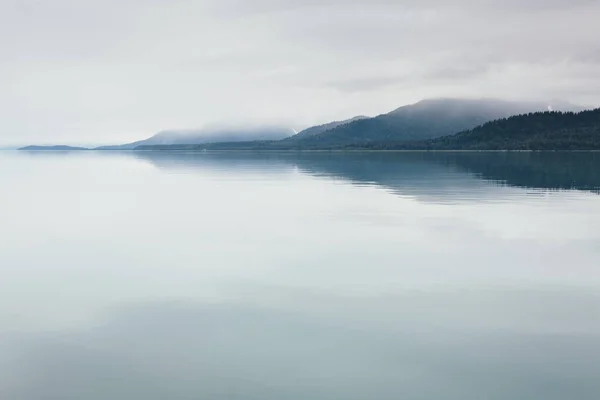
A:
14;148;600;153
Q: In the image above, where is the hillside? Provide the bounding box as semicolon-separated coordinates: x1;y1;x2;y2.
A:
355;109;600;150
137;98;586;151
96;126;295;150
288;116;368;140
19;98;592;152
289;98;580;147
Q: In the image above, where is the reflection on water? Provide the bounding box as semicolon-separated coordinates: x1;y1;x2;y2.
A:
134;151;600;197
1;151;600;400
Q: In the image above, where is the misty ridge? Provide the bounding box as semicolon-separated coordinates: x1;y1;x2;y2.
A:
94;126;296;150
19;97;597;151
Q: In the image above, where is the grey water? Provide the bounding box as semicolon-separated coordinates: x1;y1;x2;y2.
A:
1;150;600;400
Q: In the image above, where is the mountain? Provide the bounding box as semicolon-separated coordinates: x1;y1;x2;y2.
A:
289;98;585;148
356;109;600;150
19;145;89;151
96;126;295;150
289;116;368;140
145;98;586;151
18;98;591;152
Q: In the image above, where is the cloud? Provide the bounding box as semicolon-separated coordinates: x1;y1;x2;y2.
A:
325;75;409;93
0;0;599;145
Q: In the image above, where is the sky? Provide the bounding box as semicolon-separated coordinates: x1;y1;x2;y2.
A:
1;0;599;146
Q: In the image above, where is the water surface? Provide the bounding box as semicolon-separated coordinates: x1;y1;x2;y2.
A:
1;151;600;399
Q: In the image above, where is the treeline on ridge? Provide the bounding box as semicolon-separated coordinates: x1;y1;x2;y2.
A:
136;109;600;151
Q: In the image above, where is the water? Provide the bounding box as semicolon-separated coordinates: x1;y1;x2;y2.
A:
1;150;600;400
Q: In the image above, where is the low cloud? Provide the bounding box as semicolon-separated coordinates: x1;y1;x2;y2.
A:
0;0;599;145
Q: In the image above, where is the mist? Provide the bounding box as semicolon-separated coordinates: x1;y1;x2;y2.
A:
1;0;599;145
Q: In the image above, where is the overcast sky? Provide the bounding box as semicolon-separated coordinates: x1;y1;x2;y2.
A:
1;0;599;145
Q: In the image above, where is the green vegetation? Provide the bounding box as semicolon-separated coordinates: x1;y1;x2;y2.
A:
284;98;550;147
138;108;600;151
24;101;598;152
353;109;600;150
22;98;594;151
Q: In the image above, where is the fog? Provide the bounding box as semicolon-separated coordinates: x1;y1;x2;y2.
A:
1;0;599;145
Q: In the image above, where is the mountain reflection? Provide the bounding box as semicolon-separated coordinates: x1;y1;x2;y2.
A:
133;151;600;197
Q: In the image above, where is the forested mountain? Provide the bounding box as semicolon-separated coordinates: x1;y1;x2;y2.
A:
140;107;599;151
289;116;368;140
357;109;600;150
288;98;578;147
20;98;593;151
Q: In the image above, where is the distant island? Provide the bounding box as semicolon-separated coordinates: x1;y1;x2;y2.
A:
19;145;89;151
19;98;599;152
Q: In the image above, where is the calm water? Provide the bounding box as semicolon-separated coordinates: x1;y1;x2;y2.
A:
1;151;600;400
